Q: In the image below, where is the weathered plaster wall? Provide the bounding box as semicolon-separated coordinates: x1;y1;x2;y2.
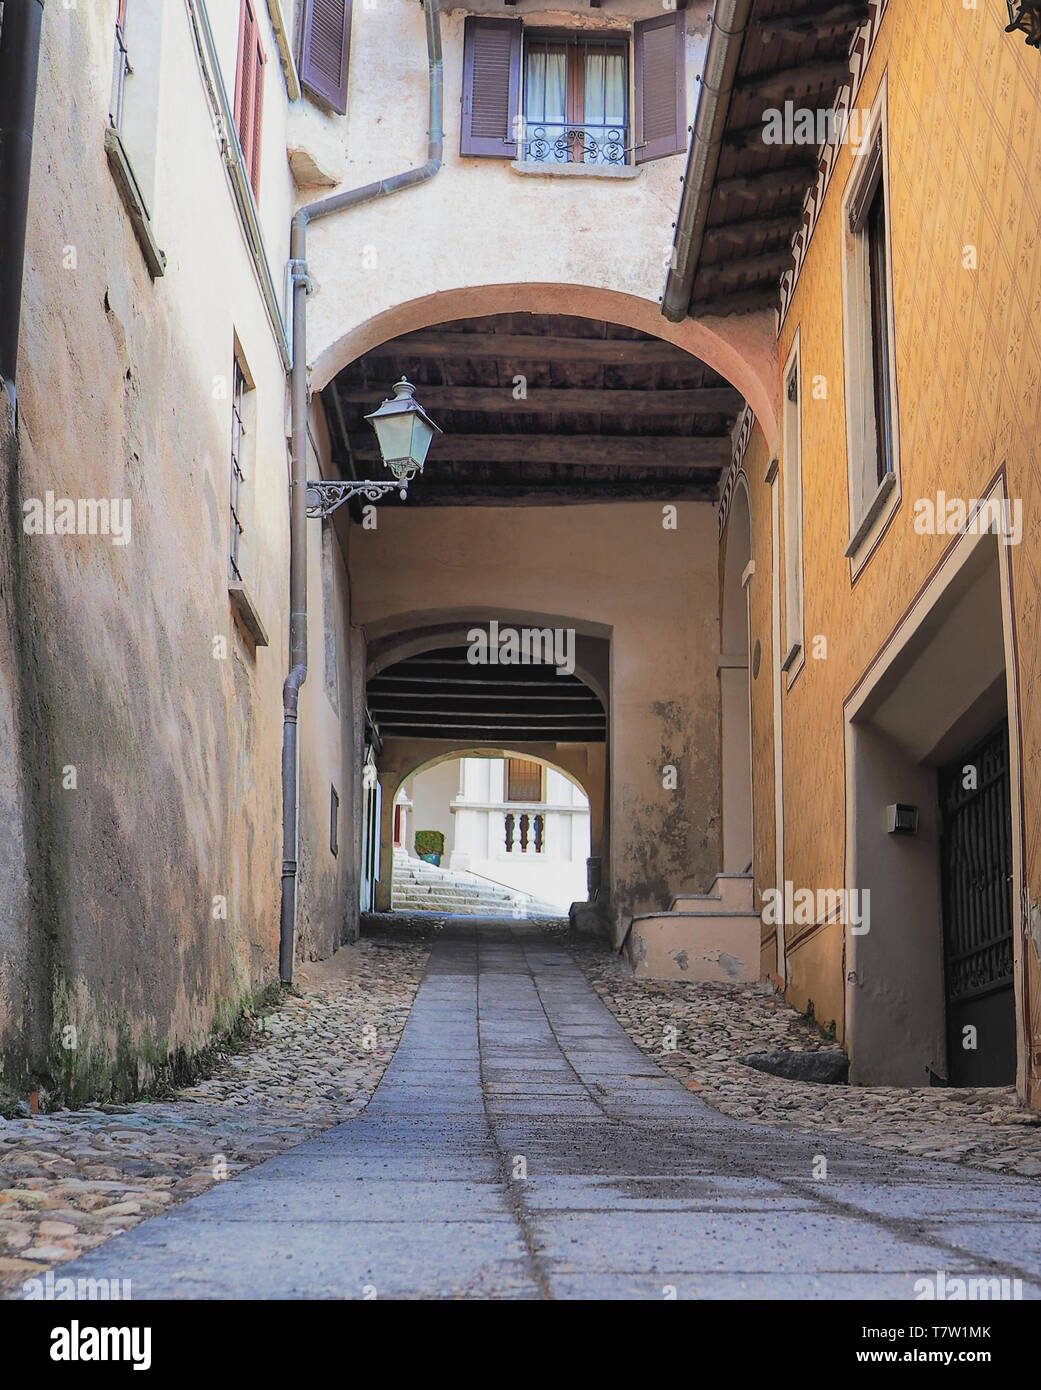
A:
350;502;721;943
290;0;778;437
1;0;353;1100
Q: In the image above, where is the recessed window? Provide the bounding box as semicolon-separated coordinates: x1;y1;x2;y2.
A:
229;358;250;584
865;179;895;487
330;785;339;857
104;0;166;276
459;14;685;167
781;341;805;676
506;758;544;803
841;92;901;563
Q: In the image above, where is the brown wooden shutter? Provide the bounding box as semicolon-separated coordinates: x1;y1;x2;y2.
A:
460;16;521;159
300;0;352;115
634;11;686;164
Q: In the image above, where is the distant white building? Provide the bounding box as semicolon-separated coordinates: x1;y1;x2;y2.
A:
398;756;590;911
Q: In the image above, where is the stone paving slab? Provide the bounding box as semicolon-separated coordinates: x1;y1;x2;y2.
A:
13;920;1041;1300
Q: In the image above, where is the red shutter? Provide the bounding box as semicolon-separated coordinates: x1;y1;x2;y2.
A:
300;0;352;115
460;16;521;159
234;0;265;197
250;36;265;198
634;11;686;164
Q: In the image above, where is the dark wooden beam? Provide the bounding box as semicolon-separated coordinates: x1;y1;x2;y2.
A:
713;165;818;205
694;250;794;289
691;289;779;318
336;385;744;415
737;60;851;103
364;332;694;365
702;210;803;247
352;434;730;467
758;2;867;41
380;481;721;506
376;723;606;739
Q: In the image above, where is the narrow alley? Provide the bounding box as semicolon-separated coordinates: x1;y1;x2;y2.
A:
10;921;1040;1302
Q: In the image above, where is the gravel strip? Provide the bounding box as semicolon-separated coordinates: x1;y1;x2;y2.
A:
567;933;1041;1178
0;928;429;1298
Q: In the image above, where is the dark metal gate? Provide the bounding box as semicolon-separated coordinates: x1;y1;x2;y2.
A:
939;718;1016;1086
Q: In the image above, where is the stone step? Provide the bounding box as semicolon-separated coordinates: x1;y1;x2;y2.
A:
625;908;761;983
669;872;755;915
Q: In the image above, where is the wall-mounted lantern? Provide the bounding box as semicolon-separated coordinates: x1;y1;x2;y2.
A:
306;377;441;518
1006;1;1041;48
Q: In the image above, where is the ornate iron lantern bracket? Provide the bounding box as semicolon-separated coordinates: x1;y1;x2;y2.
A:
1007;1;1041;48
305;479;408;518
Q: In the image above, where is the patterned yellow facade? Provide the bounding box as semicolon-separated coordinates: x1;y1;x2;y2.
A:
725;0;1041;1100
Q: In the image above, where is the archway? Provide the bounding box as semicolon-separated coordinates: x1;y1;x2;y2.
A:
389;748;596;917
310;283;778;445
720;479;753;874
362;631;608;915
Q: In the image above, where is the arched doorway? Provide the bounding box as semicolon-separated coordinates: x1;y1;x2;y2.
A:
361;633;608;916
720;480;753;874
389;749;594;917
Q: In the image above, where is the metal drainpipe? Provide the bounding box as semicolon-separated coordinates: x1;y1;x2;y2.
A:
0;0;46;418
278;0;444;983
661;0;752;323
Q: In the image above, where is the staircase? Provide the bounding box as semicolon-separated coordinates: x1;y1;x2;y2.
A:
624;873;761;982
391;856;565;918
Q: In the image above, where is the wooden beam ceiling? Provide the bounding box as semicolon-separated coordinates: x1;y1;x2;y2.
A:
325;313;743;507
368;647;607;743
686;0;870;317
351;434;730;468
338;385;744;415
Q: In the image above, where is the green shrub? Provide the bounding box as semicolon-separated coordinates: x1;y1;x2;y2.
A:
414;829;445;857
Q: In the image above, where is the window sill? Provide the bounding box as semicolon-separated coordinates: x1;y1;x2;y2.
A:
845;468;899;570
104;127;166;280
229;580;269;649
510;160;640;181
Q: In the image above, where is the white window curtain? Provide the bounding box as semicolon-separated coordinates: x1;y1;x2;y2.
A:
583;49;626;164
524;48;567;161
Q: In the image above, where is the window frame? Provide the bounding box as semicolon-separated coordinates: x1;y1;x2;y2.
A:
781;331;805;685
229;356;250;585
840;77;901;576
506;757;545;803
520;27;631;167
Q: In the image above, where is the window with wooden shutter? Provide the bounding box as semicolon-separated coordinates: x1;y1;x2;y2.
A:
633;11;686;164
234;0;266;198
460;16;522;159
299;0;352;115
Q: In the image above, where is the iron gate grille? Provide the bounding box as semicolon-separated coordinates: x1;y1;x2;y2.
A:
939;719;1014;1006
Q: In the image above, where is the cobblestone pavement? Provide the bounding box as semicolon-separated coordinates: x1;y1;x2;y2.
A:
38;923;1041;1300
0;927;429;1298
566;936;1041;1179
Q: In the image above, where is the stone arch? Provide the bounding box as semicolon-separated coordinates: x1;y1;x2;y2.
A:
376;740;604;916
365;609;611;713
310;283;779;445
720;474;754;874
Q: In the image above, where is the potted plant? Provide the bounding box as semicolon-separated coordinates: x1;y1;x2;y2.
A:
414;829;445;867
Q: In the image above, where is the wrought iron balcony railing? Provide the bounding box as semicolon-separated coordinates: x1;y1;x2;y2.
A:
520;125;629;168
